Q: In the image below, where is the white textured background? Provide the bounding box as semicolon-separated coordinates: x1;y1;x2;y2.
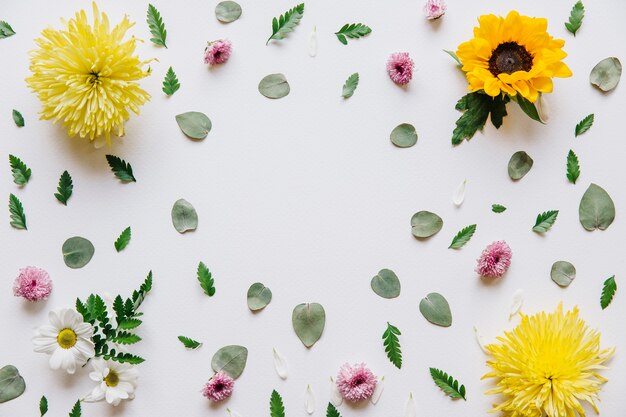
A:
1;0;625;416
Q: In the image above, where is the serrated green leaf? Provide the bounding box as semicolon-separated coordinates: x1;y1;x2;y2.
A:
267;3;305;45
532;210;559;233
118;318;142;330
106;154;136;182
8;193;26;230
197;261;215;296
326;402;341;417
112;352;145;364
565;1;585;36
147;4;167;47
0;21;15;39
601;276;617;309
429;368;466;400
566;149;580;184
575;114;594;137
492;204;506;213
178;335;202;349
162;66;180;96
39;395;48;416
270;390;285;417
12;110;24;127
342;72;359;98
112;331;142;345
448;224;476;249
334;23;371;45
68;400;81;417
451;92;509;145
114;226;131;252
9;155;31;186
382;322;402;369
54;170;73;205
443;49;461;66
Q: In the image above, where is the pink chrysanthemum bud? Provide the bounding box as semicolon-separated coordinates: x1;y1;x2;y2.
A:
336;363;377;402
13;266;52;301
476;241;512;278
204;39;232;66
424;0;447;20
386;52;414;85
202;371;235;402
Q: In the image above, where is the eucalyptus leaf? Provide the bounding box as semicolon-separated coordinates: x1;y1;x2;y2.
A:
411;211;443;238
590;57;622;92
259;73;290;99
579;184;615;231
551;261;576;287
62;236;95;269
508;151;533;180
211;345;248;379
292;303;325;347
175;112;212;140
215;1;242;23
247;282;272;311
0;365;25;403
419;292;452;327
390;123;418;148
371;269;401;299
171;199;198;233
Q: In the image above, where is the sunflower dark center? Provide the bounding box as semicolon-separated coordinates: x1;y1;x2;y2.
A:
488;42;533;76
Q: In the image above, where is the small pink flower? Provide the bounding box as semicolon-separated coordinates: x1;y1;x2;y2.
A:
423;0;447;20
204;39;232;66
387;52;414;85
336;363;377;402
202;371;234;402
476;241;512;278
13;266;52;302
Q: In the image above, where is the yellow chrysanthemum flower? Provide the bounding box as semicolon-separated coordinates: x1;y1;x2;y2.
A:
456;11;572;103
483;304;614;417
26;3;151;144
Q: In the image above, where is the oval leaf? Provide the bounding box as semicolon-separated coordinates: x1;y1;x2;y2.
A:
0;365;25;403
551;261;576;287
370;269;401;299
292;303;325;347
175;112;212;140
62;236;95;269
579;183;615;231
211;345;248;379
590;57;622;92
171;199;198;233
259;73;290;99
411;211;443;238
419;292;452;327
247;282;272;311
508;151;534;180
215;1;242;23
390;123;417;148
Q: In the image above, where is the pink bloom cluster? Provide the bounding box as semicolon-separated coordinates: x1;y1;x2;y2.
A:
336;363;377;402
204;39;232;66
424;0;447;20
387;52;414;85
13;266;52;301
476;241;512;278
202;371;235;402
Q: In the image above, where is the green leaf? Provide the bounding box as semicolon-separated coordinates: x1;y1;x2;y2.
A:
601;276;617;309
118;318;142;330
211;345;248;378
532;210;559;233
429;368;466;400
443;49;461;66
270;390;285;417
68;400;81;417
178;335;202;349
451;92;509;145
342;72;359;98
12;109;24;127
132;271;153;310
54;170;73;205
326;402;341;417
197;261;215;296
390;123;418;148
40;395;48;416
266;3;305;45
508;151;534;180
0;21;15;39
371;268;401;299
513;95;542;123
551;261;576;287
8;193;26;230
579;183;615;231
247;282;272;311
565;1;585;36
62;236;95;268
575;113;594;137
448;224;476;249
0;365;25;403
419;293;452;327
492;204;506;213
114;226;132;252
382;322;402;369
146;4;167;47
112;331;142;345
9;154;31;185
566;149;580;184
292;302;326;347
105;154;136;182
175;112;212;140
590;57;622;92
411;211;443;238
215;1;242;23
112;352;145;364
162;67;180;96
334;23;371;45
171;199;198;233
258;73;290;99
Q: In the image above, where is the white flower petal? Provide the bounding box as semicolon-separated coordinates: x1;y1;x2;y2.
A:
305;384;315;414
227;408;243;417
370;376;384;404
308;26;318;57
509;289;524;321
404;392;416;417
453;179;467;206
272;347;288;379
329;377;343;407
537;93;550;123
473;325;489;354
49;348;64;370
93;136;107;149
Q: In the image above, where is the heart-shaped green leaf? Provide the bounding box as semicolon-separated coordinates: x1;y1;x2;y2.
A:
292;303;325;347
259;74;290;99
550;261;576;287
508;151;533;180
390;123;418;148
62;236;95;269
171;199;198;233
419;292;452;327
590;57;622;92
0;365;25;403
175;112;212;139
215;1;242;23
371;269;401;299
247;282;272;311
211;345;248;379
579;184;615;231
411;211;443;238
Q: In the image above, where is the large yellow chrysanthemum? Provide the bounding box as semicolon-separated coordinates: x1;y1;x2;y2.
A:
483;304;614;417
457;11;572;103
26;3;151;144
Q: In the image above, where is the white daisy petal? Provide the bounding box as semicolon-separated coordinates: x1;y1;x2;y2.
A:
273;347;288;379
305;384;315;414
370;376;385;404
509;289;524;321
49;349;64;370
473;325;490;354
227;408;243;417
329;377;343;406
404;393;417;417
453;179;467;206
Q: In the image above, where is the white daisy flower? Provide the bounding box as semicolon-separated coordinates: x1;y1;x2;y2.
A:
32;308;95;374
83;358;139;406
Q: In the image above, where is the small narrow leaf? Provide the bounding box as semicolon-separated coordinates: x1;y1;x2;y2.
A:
267;3;305;45
9;155;31;185
105;154;136;182
492;204;506;213
8;193;27;230
566;149;580;184
54;171;73;205
514;95;542;123
334;23;371;45
0;21;15;39
575;114;594;137
147;4;167;47
178;335;202;349
114;226;132;252
565;1;585;36
429;368;466;400
382;322;402;369
40;395;48;416
162;66;180;95
197;261;215;296
68;400;81;417
342;73;359;98
12;110;24;127
448;224;476;249
532;210;559;233
443;49;461;66
270;390;285;417
601;276;617;309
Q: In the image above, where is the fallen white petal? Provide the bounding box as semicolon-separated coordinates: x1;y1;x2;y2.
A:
537;93;550;123
509;289;524;321
92;136;107;149
305;384;315;414
453;179;467;206
308;26;318;57
370;376;384;404
404;392;416;417
329;376;343;407
273;347;288;379
227;409;242;417
473;325;489;354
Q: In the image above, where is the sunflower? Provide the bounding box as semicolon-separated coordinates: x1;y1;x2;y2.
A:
483;303;614;417
26;3;151;144
456;11;572;103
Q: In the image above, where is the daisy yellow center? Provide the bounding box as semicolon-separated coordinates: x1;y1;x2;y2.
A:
104;370;120;387
488;42;533;76
57;328;77;349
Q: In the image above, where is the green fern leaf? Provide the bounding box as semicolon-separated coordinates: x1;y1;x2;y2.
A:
532;210;559;233
566;150;580;184
114;226;132;252
342;73;359;98
565;1;585;36
68;400;81;417
178;335;202;349
9;154;31;185
334;23;371;45
600;276;617;310
429;367;466;400
382;322;402;369
54;170;73;205
197;262;215;296
106;154;136;182
448;224;476;249
267;3;305;45
147;4;167;47
575;113;594;137
9;193;27;230
270;390;285;417
162;66;180;95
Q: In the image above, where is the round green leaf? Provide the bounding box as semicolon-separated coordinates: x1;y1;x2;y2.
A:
411;211;443;238
171;199;198;233
258;73;290;99
419;292;452;327
579;183;615;231
211;345;248;379
551;261;576;287
508;151;534;180
175;112;212;140
62;236;95;269
370;269;401;299
390;123;417;148
292;303;325;348
0;365;25;403
247;282;272;311
590;57;622;92
215;1;242;23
